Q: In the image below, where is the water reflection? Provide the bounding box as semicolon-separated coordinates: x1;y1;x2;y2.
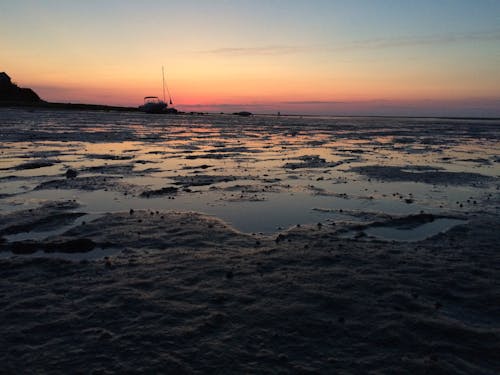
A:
0;109;498;235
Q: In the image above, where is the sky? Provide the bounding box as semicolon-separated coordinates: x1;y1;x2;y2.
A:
1;0;499;116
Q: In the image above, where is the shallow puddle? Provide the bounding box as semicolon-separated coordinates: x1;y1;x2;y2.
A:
363;218;467;242
3;213;103;242
0;109;498;237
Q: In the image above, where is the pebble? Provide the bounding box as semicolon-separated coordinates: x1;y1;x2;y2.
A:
275;234;286;243
65;168;78;179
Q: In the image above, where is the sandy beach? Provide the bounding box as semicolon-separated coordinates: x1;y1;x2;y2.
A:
1;108;499;373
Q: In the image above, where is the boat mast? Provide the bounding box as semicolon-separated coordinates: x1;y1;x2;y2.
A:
163;65;173;105
162;66;166;103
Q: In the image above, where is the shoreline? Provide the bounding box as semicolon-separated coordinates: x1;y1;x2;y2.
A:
0;101;139;112
2;102;500;120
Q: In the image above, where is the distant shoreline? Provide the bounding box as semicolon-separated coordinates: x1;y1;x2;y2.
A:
0;102;499;120
0;100;138;112
256;113;500;121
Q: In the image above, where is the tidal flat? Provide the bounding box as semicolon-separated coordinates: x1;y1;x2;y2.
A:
1;108;499;373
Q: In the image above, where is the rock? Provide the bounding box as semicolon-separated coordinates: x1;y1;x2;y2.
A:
65;169;78;179
233;111;252;117
275;234;286;243
140;186;178;198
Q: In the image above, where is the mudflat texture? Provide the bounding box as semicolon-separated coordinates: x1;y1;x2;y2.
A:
0;109;499;373
1;210;499;374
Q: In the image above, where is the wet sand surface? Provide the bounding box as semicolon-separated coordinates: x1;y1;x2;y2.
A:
1;108;499;373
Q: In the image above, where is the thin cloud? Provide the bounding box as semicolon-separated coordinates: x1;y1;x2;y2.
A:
200;45;310;56
200;29;500;56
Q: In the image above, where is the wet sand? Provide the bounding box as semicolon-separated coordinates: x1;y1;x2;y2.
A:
1;209;499;373
0;109;499;373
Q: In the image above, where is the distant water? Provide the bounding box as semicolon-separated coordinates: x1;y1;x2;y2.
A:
0;108;499;237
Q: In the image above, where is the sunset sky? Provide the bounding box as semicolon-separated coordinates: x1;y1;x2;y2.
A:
1;0;499;116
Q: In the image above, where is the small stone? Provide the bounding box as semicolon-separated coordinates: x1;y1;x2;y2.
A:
65;169;78;179
129;209;134;215
275;234;286;243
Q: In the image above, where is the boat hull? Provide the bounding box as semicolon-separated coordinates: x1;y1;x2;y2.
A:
139;101;167;114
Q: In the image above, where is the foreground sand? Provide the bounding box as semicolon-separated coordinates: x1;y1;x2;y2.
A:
1;208;499;374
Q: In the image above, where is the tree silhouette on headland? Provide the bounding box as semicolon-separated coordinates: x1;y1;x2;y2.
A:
0;72;42;103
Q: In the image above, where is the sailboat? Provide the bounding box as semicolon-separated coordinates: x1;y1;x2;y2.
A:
139;67;173;113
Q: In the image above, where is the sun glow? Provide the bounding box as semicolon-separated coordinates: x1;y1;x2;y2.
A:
1;1;499;116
